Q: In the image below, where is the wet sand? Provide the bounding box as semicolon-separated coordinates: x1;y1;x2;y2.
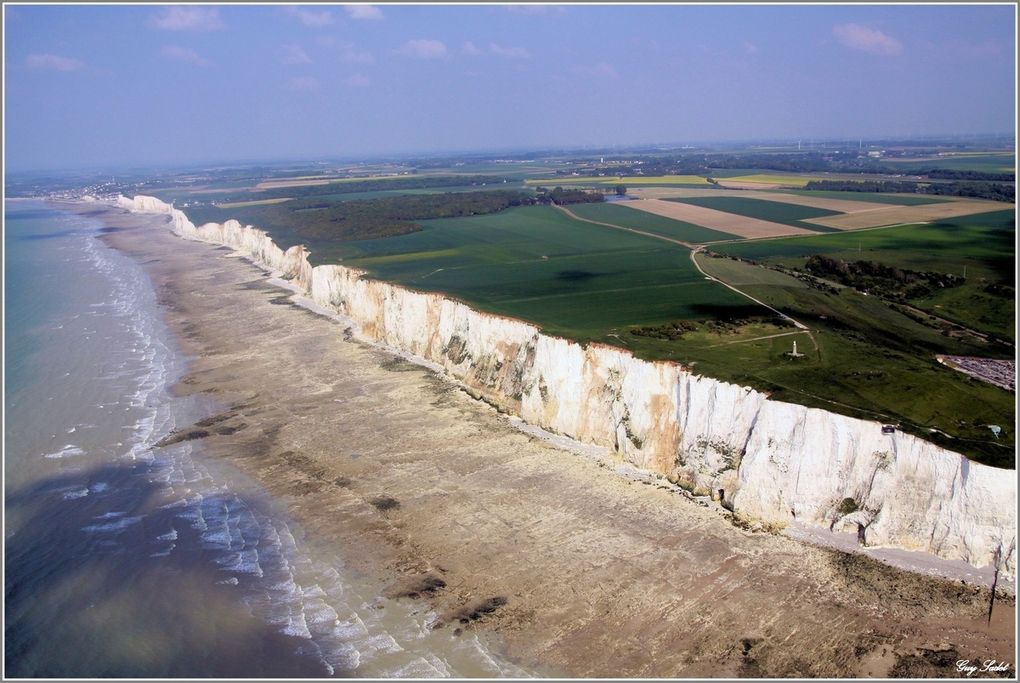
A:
94;205;1015;678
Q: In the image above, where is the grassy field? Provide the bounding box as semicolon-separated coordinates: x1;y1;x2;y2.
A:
565;202;739;243
708;211;1016;342
333;205;755;340
879;152;1015;174
718;174;821;187
525;175;712;186
780;190;950;206
666;196;843;233
689;255;1014;467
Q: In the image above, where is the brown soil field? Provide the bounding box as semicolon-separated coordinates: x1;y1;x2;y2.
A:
625;198;816;238
805;200;1014;230
740;192;894;213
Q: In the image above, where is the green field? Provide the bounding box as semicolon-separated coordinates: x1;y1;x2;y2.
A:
709;211;1016;342
565;202;738;243
333;205;755;340
880;152;1015;174
525;175;712;186
780;190;950;206
666;196;844;233
691;255;1014;467
710;211;1014;282
719;174;822;187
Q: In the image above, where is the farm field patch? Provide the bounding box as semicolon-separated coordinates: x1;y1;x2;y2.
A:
716;174;822;188
524;175;712;186
782;190;952;206
803;199;1011;230
623;198;816;239
565;202;737;243
666;196;844;233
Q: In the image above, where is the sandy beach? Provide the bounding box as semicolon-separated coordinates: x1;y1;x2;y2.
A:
92;204;1015;678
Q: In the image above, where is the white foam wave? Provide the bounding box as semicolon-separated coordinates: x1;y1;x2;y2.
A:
44;444;85;459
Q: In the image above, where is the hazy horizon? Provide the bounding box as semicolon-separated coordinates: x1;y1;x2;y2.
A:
4;3;1016;172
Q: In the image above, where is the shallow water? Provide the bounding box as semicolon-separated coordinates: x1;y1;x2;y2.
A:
4;201;529;677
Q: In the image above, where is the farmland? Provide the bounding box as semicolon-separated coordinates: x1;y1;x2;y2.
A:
709;210;1016;344
680;254;1015;467
333;205;753;340
138;151;1015;465
525;175;713;186
666;196;842;232
564;202;737;243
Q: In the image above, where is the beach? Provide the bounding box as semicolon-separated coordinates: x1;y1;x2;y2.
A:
90;203;1014;677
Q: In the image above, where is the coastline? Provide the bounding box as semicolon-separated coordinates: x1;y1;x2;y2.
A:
85;202;1014;677
113;194;1017;581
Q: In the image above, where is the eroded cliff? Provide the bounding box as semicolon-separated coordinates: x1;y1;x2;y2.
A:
117;194;1017;578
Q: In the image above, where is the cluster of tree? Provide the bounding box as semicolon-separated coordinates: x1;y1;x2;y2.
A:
222;175;511;203
922;169;1015;182
803;179;1015;202
629;321;698;340
189;190;535;244
532;186;605;205
803;255;964;301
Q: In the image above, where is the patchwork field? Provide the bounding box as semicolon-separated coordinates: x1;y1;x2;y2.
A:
623;198;817;239
803;199;1012;230
780;190;951;207
564;202;737;243
666;197;843;233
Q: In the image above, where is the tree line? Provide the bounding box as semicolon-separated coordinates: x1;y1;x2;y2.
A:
803;179;1015;202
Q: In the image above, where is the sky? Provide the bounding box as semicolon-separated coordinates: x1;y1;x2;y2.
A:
3;3;1016;171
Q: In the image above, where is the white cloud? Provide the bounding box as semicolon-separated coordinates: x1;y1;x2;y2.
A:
339;43;375;64
345;5;383;21
573;62;618;79
397;39;447;60
462;41;482;56
26;53;84;71
489;43;530;59
151;6;224;31
833;23;903;56
280;44;313;65
161;45;210;66
345;73;371;87
743;41;759;55
289;75;320;92
285;6;333;28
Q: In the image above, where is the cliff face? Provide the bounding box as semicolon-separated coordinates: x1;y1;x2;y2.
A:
118;195;1017;577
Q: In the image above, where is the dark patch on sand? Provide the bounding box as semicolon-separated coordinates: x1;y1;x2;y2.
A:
155;429;210;447
380;357;422;373
437;597;508;630
371;496;401;512
391;574;448;600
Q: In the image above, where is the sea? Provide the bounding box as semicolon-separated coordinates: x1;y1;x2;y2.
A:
3;200;530;678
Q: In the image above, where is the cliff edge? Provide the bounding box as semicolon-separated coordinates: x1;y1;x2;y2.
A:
117;194;1017;579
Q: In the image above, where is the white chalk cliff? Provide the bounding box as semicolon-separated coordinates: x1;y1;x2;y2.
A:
117;194;1018;578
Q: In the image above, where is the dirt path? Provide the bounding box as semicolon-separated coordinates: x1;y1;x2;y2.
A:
95;207;1015;678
